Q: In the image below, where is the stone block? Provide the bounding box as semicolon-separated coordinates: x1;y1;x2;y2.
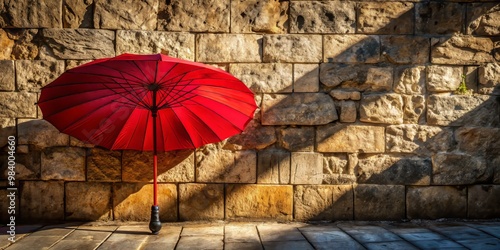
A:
225;120;276;151
478;63;500;95
432;153;491;185
0;29;14;59
386;125;453;155
0;0;62;28
324;35;380;63
427;65;463;92
403;95;426;124
257;148;290;184
289;1;355;34
41;147;85;181
231;0;288;34
360;93;404;124
431;36;494;65
329;90;361;101
356;154;431;185
87;148;121;182
63;0;93;28
455;127;500;156
196;143;256;183
6;29;39;60
0;60;14;91
293;64;319;92
291;152;323;184
279;127;314;152
226;184;293;220
294;185;353;221
394;66;426;95
320;64;392;92
65;182;112;220
381;36;429;64
467;3;500;36
16;60;64;92
40;29;115;60
263;35;322;63
357;2;414;34
416;2;465;34
0;118;15;147
94;0;158;30
407;186;466;219
0;92;37;118
229;63;293;93
116;30;195;60
197;34;262;63
122;150;194;183
20;181;64;220
158;0;229;32
323;154;356;185
113;183;177;221
18;119;69;149
261;93;337;125
317;124;385;153
468;185;500;219
339;101;357;123
2;145;41;180
179;183;224;220
465;66;479;93
354;184;405;220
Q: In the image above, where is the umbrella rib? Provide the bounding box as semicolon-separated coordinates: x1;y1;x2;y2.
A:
99;77;151;110
156;63;179;85
131;60;153;84
175;103;224;143
142;111;152;151
81;105;131;145
188;97;251;131
112;109;143;150
168;108;196;149
66;69;147;87
93;62;153;86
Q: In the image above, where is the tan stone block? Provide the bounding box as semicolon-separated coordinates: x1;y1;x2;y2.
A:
3;145;41;180
94;0;158;30
226;184;293;220
381;36;429;64
65;182;112;220
394;66;426;95
279;127;314;152
0;91;37;118
478;63;500;95
0;0;62;28
317;124;385;153
386;125;453;155
339;101;357;123
323;154;355;185
431;36;494;65
63;0;93;28
158;0;229;32
432;153;490;185
455;127;500;155
0;29;14;59
407;186;466;219
229;63;293;93
18;119;69;149
464;66;479;93
113;183;177;221
291;152;323;184
263;35;322;63
290;1;355;34
16;60;64;92
20;181;64;220
294;185;353;221
427;65;463;92
357;2;414;34
354;184;405;220
87;148;121;182
403;95;425;124
468;185;500;219
225;120;276;151
294;64;319;92
467;3;500;36
41;147;85;181
320;64;392;92
257;149;290;184
7;29;40;60
329;90;361;101
231;0;288;34
0;60;14;91
116;30;195;61
360;93;404;124
179;183;224;220
0;118;15;148
416;2;464;34
324;35;380;63
197;34;262;63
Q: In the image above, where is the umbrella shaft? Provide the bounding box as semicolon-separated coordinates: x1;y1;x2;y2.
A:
152;90;158;206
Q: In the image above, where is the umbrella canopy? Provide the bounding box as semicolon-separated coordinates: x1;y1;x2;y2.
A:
38;53;257;234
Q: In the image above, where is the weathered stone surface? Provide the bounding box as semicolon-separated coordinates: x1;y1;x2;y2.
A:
0;92;37;118
357;2;414;34
63;0;93;28
21;181;64;220
354;184;405;220
427;94;498;127
87;148;121;182
18;119;69;149
41;147;85;181
416;2;464;34
386;125;453;154
225;120;276;150
16;60;64;92
66;182;112;220
0;0;62;28
229;63;292;93
0;118;15;147
122;150;194;182
113;183;177;221
257;149;290;184
0;29;14;59
291;152;323;184
381;36;429;64
339;101;357;123
432;153;491;185
0;60;14;91
294;185;353;221
394;66;426;95
323;154;356;185
158;0;229;32
197;34;262;63
467;3;500;36
360;94;404;124
40;29;115;60
116;30;195;60
455;127;500;155
356;154;432;185
317;124;385;153
94;0;158;30
7;29;39;60
261;93;337;125
279;127;314;152
468;185;500;219
294;64;319;92
179;184;224;220
324;35;380;63
478;63;500;94
402;95;425;124
290;1;355;34
197;143;256;183
329;90;361;100
263;35;322;63
431;36;494;64
226;184;293;220
320;64;392;92
427;65;463;92
231;0;288;34
465;66;479;93
407;186;467;219
2;145;41;180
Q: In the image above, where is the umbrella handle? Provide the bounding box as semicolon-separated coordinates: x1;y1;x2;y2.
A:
149;205;162;234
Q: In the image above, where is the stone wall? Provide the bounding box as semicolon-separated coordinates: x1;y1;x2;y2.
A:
1;0;499;223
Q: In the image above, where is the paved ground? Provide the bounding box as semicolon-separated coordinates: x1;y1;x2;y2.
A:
1;220;500;249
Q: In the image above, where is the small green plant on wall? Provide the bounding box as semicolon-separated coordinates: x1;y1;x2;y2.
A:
455;74;473;95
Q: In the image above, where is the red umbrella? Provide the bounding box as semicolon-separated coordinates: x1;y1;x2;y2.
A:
38;53;257;234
